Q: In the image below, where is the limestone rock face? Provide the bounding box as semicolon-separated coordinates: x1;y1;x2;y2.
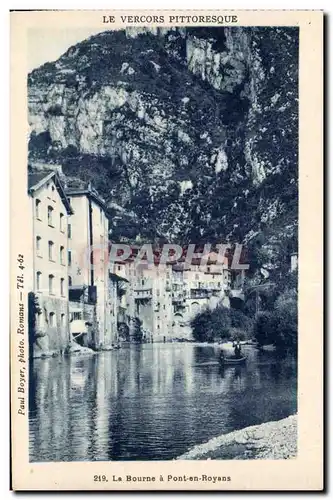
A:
28;27;298;274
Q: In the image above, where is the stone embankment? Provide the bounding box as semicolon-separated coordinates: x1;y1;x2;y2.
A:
34;341;96;359
178;415;297;460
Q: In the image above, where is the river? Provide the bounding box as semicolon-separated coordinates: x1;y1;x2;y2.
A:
29;343;297;461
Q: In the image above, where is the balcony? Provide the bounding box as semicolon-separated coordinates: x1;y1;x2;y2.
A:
190;287;211;300
206;283;223;291
69;285;97;304
172;293;185;304
190;292;210;300
133;288;152;300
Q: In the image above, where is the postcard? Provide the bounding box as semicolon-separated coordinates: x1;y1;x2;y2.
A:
10;9;323;491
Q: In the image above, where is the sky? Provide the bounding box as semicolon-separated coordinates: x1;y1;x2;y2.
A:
27;28;110;72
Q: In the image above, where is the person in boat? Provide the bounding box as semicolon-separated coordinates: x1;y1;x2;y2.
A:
234;341;242;359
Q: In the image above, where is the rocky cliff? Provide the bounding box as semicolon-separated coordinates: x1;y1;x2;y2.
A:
28;27;298;275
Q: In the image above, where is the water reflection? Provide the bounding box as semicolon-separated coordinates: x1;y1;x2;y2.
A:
29;344;297;461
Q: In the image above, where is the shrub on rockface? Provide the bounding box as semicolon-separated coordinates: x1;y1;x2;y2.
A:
253;311;275;346
131;317;144;343
272;289;297;352
253;289;297;352
228;327;247;341
190;308;221;342
191;305;253;343
118;322;130;341
229;307;254;334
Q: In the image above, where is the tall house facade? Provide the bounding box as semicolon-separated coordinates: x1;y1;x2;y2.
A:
109;261;129;344
65;185;111;348
28;171;73;357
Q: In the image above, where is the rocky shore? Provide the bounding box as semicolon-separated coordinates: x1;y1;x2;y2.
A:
33;341;96;359
178;415;297;460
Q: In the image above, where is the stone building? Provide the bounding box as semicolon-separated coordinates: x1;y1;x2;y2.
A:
28;170;73;357
65;183;111;349
109;260;129;344
170;252;232;339
116;250;233;342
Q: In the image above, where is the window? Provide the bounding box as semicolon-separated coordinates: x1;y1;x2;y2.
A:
36;271;42;291
68;276;72;286
61;314;65;326
60;246;64;265
48;241;54;261
47;206;54;226
35;199;41;219
68;250;72;266
118;265;121;271
48;274;54;295
100;207;103;224
68;223;72;239
60;213;64;232
72;312;82;321
60;278;65;296
49;312;55;327
36;236;41;257
141;279;144;286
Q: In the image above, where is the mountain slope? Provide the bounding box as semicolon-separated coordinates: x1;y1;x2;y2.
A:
28;27;298;272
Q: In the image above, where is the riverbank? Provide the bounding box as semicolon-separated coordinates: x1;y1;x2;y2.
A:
33;341;96;359
177;414;297;460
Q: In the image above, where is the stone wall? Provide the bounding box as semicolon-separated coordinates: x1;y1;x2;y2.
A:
33;295;69;358
83;303;96;347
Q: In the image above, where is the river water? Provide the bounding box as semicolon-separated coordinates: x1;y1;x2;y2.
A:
29;343;297;461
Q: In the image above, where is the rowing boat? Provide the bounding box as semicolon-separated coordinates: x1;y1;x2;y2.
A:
192;361;220;367
219;356;247;366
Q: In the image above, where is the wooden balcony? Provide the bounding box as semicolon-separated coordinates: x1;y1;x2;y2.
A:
172;293;185;304
133;288;152;300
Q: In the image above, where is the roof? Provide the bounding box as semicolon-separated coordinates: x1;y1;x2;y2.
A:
28;171;54;190
28;171;74;215
109;272;129;283
65;187;108;212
